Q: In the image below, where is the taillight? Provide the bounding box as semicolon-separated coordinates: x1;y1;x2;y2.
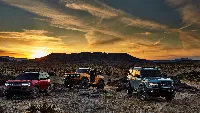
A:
47;79;50;82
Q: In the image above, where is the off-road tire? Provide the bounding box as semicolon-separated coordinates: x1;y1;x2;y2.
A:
5;94;13;100
65;82;73;88
165;93;174;101
30;87;40;99
45;85;52;96
97;80;105;90
138;85;151;101
126;82;133;97
79;79;89;89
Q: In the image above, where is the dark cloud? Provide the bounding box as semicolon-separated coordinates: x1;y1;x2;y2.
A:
165;0;200;27
92;37;123;45
0;49;25;56
0;0;200;59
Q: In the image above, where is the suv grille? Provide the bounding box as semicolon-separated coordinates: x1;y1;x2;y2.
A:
8;82;23;86
10;86;22;89
8;82;28;86
65;74;80;78
160;81;172;87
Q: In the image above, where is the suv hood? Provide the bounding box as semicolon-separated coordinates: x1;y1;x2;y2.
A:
65;73;81;74
143;77;173;82
7;80;32;83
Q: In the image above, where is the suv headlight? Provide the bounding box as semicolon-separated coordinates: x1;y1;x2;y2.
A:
5;82;9;87
22;82;31;86
148;82;158;87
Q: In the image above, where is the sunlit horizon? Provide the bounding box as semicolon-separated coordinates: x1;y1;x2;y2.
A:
0;0;200;60
30;48;50;59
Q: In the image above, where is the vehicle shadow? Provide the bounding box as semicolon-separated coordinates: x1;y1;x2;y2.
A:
129;92;169;102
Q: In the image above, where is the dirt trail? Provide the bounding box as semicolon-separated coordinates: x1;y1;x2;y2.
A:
0;84;199;113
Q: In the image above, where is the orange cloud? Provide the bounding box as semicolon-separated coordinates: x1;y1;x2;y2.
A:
0;49;26;58
66;1;122;18
141;32;152;35
2;0;200;60
0;30;70;58
120;17;168;30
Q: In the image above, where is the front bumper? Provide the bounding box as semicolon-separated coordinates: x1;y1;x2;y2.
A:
145;88;175;97
4;86;32;95
64;78;80;85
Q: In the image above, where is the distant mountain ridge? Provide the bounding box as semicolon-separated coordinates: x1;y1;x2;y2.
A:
34;52;147;63
151;58;198;63
0;56;28;62
0;53;199;63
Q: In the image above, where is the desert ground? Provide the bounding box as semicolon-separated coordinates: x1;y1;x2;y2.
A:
0;70;200;113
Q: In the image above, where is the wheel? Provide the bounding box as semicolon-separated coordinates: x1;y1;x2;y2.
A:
45;85;52;96
79;79;89;89
5;94;13;100
64;81;73;88
126;82;133;97
138;85;151;101
3;90;13;100
97;80;105;90
30;87;40;99
165;93;174;101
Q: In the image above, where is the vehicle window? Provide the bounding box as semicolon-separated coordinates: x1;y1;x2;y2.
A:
39;73;49;80
15;73;39;80
141;70;161;77
76;69;89;73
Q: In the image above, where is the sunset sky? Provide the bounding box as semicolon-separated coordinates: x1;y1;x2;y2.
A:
0;0;200;60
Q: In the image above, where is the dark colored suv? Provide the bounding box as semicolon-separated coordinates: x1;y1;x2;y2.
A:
127;67;175;101
4;72;51;99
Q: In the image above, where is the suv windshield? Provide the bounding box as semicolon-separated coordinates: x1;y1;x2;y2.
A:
141;70;161;77
76;69;90;73
15;73;39;80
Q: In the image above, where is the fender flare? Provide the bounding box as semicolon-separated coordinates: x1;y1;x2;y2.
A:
98;79;104;83
81;76;89;81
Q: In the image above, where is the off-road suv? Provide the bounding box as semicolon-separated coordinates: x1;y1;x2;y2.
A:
4;72;51;99
126;67;175;101
64;68;105;89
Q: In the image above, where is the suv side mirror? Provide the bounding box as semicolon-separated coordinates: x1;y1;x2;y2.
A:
163;74;167;78
39;78;46;80
135;74;140;78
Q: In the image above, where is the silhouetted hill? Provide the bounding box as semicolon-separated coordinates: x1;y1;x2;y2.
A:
0;57;9;62
151;58;199;64
34;52;147;63
0;56;27;62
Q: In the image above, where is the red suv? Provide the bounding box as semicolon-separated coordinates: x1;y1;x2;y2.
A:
4;72;51;99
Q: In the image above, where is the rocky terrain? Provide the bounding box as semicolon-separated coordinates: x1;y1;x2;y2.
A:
0;72;200;113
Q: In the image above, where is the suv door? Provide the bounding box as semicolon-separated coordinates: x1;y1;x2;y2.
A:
38;78;45;90
133;70;142;90
38;73;49;90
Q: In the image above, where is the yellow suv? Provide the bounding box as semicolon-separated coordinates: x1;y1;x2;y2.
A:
64;68;105;89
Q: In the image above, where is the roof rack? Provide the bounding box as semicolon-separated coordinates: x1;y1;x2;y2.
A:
131;67;160;70
24;72;39;73
133;67;142;68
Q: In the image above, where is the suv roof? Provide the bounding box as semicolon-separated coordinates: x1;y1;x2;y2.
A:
24;72;39;73
78;68;91;70
130;67;161;70
23;72;49;79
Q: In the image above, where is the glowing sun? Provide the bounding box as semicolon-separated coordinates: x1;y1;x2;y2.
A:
31;49;49;59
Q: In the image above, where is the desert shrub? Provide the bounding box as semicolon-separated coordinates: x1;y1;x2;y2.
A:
176;71;200;82
26;103;57;113
0;105;6;113
0;75;16;85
